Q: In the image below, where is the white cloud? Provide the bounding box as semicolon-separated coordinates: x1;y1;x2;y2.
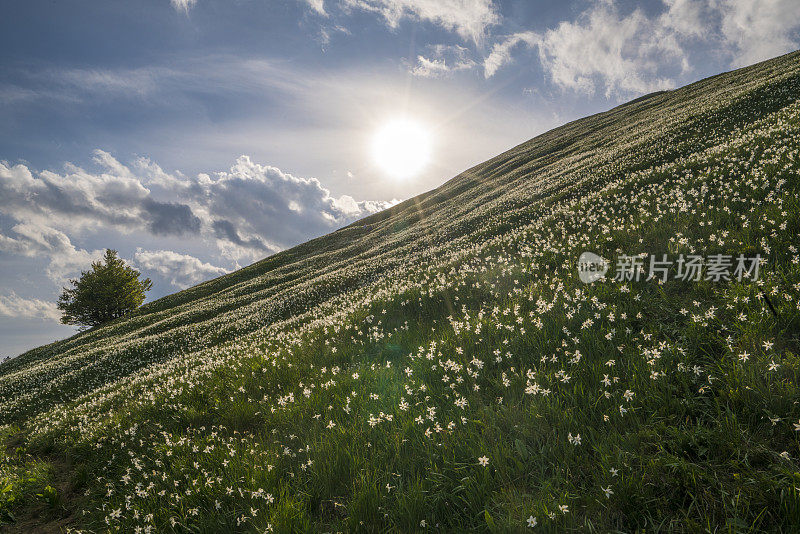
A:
659;0;708;38
0;222;105;285
412;56;457;78
302;0;327;17
170;0;197;13
202;155;398;256
133;249;228;289
47;248;107;287
0;223;74;257
411;44;477;77
317;24;351;46
0;292;61;322
0;152;397;285
4;57;307;109
537;3;684;97
57;67;159;99
0;152;198;238
483;31;539;79
343;0;499;43
717;0;800;67
482;3;685;97
480;0;800;95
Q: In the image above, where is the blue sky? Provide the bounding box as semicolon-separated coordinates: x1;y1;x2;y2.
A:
2;0;799;358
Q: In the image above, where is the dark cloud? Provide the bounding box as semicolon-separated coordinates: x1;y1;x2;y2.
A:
202;156;396;251
143;198;201;236
0;157;145;228
211;219;270;251
0;151;397;282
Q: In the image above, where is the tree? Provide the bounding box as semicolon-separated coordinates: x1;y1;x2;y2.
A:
57;249;152;328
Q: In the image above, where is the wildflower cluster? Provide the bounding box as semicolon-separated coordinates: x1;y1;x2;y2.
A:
1;51;799;531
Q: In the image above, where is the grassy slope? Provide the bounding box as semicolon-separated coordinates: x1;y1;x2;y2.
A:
1;51;799;532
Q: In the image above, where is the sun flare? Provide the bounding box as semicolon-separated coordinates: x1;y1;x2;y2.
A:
372;118;432;179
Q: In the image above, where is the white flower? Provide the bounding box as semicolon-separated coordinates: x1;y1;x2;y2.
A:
602;486;613;498
527;515;537;527
478;456;489;467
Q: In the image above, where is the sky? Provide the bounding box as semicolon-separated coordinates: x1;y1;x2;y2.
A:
2;0;799;358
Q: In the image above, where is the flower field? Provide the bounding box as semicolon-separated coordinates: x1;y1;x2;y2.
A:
1;50;800;532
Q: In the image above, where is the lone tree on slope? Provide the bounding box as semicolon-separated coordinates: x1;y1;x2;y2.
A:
57;249;152;328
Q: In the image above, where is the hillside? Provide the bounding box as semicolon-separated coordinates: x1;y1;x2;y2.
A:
1;50;799;532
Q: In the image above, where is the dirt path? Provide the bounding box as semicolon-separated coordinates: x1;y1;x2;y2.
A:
1;437;80;534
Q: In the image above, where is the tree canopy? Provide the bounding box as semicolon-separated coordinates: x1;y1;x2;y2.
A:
57;249;152;328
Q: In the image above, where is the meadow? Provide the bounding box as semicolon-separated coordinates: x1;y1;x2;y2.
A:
1;51;799;532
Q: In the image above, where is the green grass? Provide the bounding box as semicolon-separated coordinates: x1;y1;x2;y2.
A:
1;50;800;532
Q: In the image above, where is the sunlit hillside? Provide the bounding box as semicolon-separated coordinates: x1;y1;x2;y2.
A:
1;50;799;532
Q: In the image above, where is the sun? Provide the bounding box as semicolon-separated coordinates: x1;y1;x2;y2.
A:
372;118;432;179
